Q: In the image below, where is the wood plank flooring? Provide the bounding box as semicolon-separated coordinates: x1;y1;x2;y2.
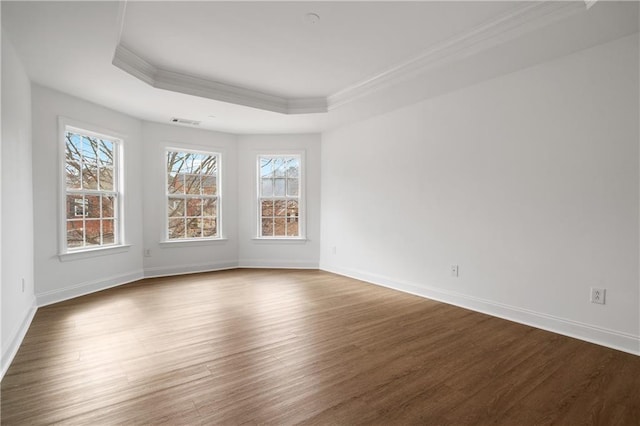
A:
2;269;639;425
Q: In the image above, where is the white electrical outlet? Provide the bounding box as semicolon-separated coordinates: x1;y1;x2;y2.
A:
144;249;152;257
451;265;459;277
21;278;25;293
331;246;337;255
590;287;606;305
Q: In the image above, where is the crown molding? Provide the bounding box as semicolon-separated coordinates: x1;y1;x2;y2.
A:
112;44;156;86
112;44;327;114
154;68;290;114
287;97;328;115
112;0;585;115
584;0;598;10
327;1;586;110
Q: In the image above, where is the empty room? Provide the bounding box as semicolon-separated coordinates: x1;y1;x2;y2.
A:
1;0;639;424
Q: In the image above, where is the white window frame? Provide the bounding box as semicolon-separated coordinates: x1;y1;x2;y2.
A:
256;152;305;240
164;147;222;242
58;117;127;259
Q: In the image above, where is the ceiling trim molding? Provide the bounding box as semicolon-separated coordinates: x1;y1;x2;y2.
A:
112;0;584;115
114;1;128;46
112;45;327;114
112;44;156;86
287;98;329;115
326;1;586;110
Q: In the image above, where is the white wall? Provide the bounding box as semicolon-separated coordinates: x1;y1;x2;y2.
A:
141;127;321;274
320;34;640;354
237;134;321;268
141;122;238;277
28;86;320;298
31;85;144;305
1;33;36;376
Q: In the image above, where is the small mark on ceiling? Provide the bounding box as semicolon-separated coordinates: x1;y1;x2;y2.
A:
305;12;320;25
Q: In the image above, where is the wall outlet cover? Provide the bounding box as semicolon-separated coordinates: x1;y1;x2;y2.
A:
590;287;606;305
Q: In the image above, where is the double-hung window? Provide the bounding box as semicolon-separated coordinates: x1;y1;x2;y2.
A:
258;154;303;238
63;125;122;252
166;149;220;240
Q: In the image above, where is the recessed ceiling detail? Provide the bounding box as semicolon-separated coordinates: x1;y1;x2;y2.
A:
112;44;328;115
112;0;585;115
329;0;586;109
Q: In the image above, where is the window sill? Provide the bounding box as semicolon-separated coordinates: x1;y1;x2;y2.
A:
251;237;308;244
59;244;131;262
159;238;228;248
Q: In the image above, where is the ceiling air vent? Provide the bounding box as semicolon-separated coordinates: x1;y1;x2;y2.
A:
170;117;201;126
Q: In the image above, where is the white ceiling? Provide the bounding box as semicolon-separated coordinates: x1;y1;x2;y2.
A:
2;1;638;134
120;1;516;99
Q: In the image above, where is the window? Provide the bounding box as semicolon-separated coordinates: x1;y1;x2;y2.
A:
166;149;220;240
63;126;122;251
258;155;303;238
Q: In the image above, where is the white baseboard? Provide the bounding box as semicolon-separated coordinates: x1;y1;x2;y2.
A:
36;270;145;307
321;263;640;356
238;259;319;269
1;299;37;380
143;261;239;278
35;261;317;307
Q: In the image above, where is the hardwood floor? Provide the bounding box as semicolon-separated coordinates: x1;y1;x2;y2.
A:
2;269;639;425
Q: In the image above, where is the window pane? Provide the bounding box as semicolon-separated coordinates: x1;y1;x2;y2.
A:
67;195;85;218
274;158;286;177
199;155;217;175
168;173;184;194
286;160;299;178
261;178;273;196
102;220;115;244
286;178;298;196
66;220;84;248
186;198;202;217
183;153;198;174
202;175;217;195
274;178;286;196
260;158;274;178
261;218;274;236
168;151;186;173
274;218;286;236
99;166;113;191
168;197;184;217
274;200;287;217
65;132;82;163
186;218;202;238
85;195;100;219
82;137;98;165
203;198;217;217
98;139;114;166
261;200;274;216
203;218;217;237
102;195;115;218
82;164;98;190
84;219;101;246
65;161;81;189
185;174;201;195
168;218;185;239
287;217;299;237
287;200;298;219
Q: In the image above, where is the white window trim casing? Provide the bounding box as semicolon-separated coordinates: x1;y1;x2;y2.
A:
57;117;129;261
255;151;306;240
163;146;224;243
